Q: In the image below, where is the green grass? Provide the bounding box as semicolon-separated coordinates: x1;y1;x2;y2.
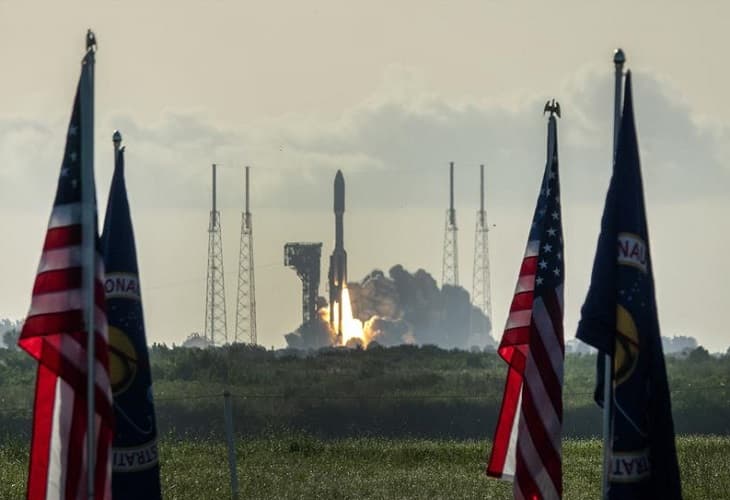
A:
1;436;727;499
0;440;26;499
3;348;729;439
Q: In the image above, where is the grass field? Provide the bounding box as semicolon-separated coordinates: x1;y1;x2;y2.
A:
3;348;729;440
1;435;728;499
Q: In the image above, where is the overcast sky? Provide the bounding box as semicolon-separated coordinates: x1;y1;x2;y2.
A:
1;1;728;351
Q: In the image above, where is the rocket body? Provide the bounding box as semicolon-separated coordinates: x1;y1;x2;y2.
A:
329;170;347;343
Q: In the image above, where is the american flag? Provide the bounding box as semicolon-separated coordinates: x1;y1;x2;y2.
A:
487;112;564;500
18;54;113;500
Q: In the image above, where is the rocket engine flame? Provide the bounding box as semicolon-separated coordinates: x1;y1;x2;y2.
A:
331;286;365;345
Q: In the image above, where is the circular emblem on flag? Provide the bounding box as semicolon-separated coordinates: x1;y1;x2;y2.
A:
614;305;639;385
109;326;138;395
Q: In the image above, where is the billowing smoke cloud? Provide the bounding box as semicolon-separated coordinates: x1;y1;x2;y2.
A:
284;265;495;350
284;298;336;350
350;266;494;349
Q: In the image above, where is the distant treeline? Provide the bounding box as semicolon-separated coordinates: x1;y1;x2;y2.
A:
0;344;728;440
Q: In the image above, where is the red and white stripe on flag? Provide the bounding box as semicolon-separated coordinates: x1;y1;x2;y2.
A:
18;47;112;500
487;114;564;500
20;200;113;500
487;242;565;499
488;240;540;480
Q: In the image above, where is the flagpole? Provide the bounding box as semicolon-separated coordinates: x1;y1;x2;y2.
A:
602;47;625;500
82;29;97;500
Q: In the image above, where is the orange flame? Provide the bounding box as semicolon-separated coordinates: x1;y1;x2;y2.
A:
332;286;365;346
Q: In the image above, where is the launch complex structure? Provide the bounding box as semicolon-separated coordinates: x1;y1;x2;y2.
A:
203;164;258;346
201;161;492;348
283;165;492;346
284;170;348;343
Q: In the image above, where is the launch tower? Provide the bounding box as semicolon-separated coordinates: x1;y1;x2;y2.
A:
235;166;257;344
472;164;493;335
204;163;228;345
442;162;459;286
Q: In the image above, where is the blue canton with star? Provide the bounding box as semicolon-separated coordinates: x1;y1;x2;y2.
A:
54;90;82;205
531;118;564;296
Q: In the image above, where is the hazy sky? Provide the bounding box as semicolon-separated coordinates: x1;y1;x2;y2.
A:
1;1;728;351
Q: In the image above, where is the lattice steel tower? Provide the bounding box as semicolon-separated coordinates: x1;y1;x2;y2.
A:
235;166;257;344
442;161;459;286
472;164;493;331
204;163;228;345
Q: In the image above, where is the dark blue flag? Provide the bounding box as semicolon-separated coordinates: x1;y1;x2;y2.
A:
101;141;162;499
576;72;681;499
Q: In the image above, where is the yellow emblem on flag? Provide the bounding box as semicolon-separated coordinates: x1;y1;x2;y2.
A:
614;304;639;385
109;326;138;395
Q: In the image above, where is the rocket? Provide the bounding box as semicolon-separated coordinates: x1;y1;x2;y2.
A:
329;170;347;343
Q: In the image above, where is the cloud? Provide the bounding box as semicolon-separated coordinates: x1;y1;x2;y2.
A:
628;73;730;199
252;65;730;211
0;117;60;210
1;66;727;214
558;67;730;202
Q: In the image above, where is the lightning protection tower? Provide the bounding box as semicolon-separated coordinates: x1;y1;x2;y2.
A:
472;164;493;333
441;161;459;286
204;163;228;345
235;166;257;344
